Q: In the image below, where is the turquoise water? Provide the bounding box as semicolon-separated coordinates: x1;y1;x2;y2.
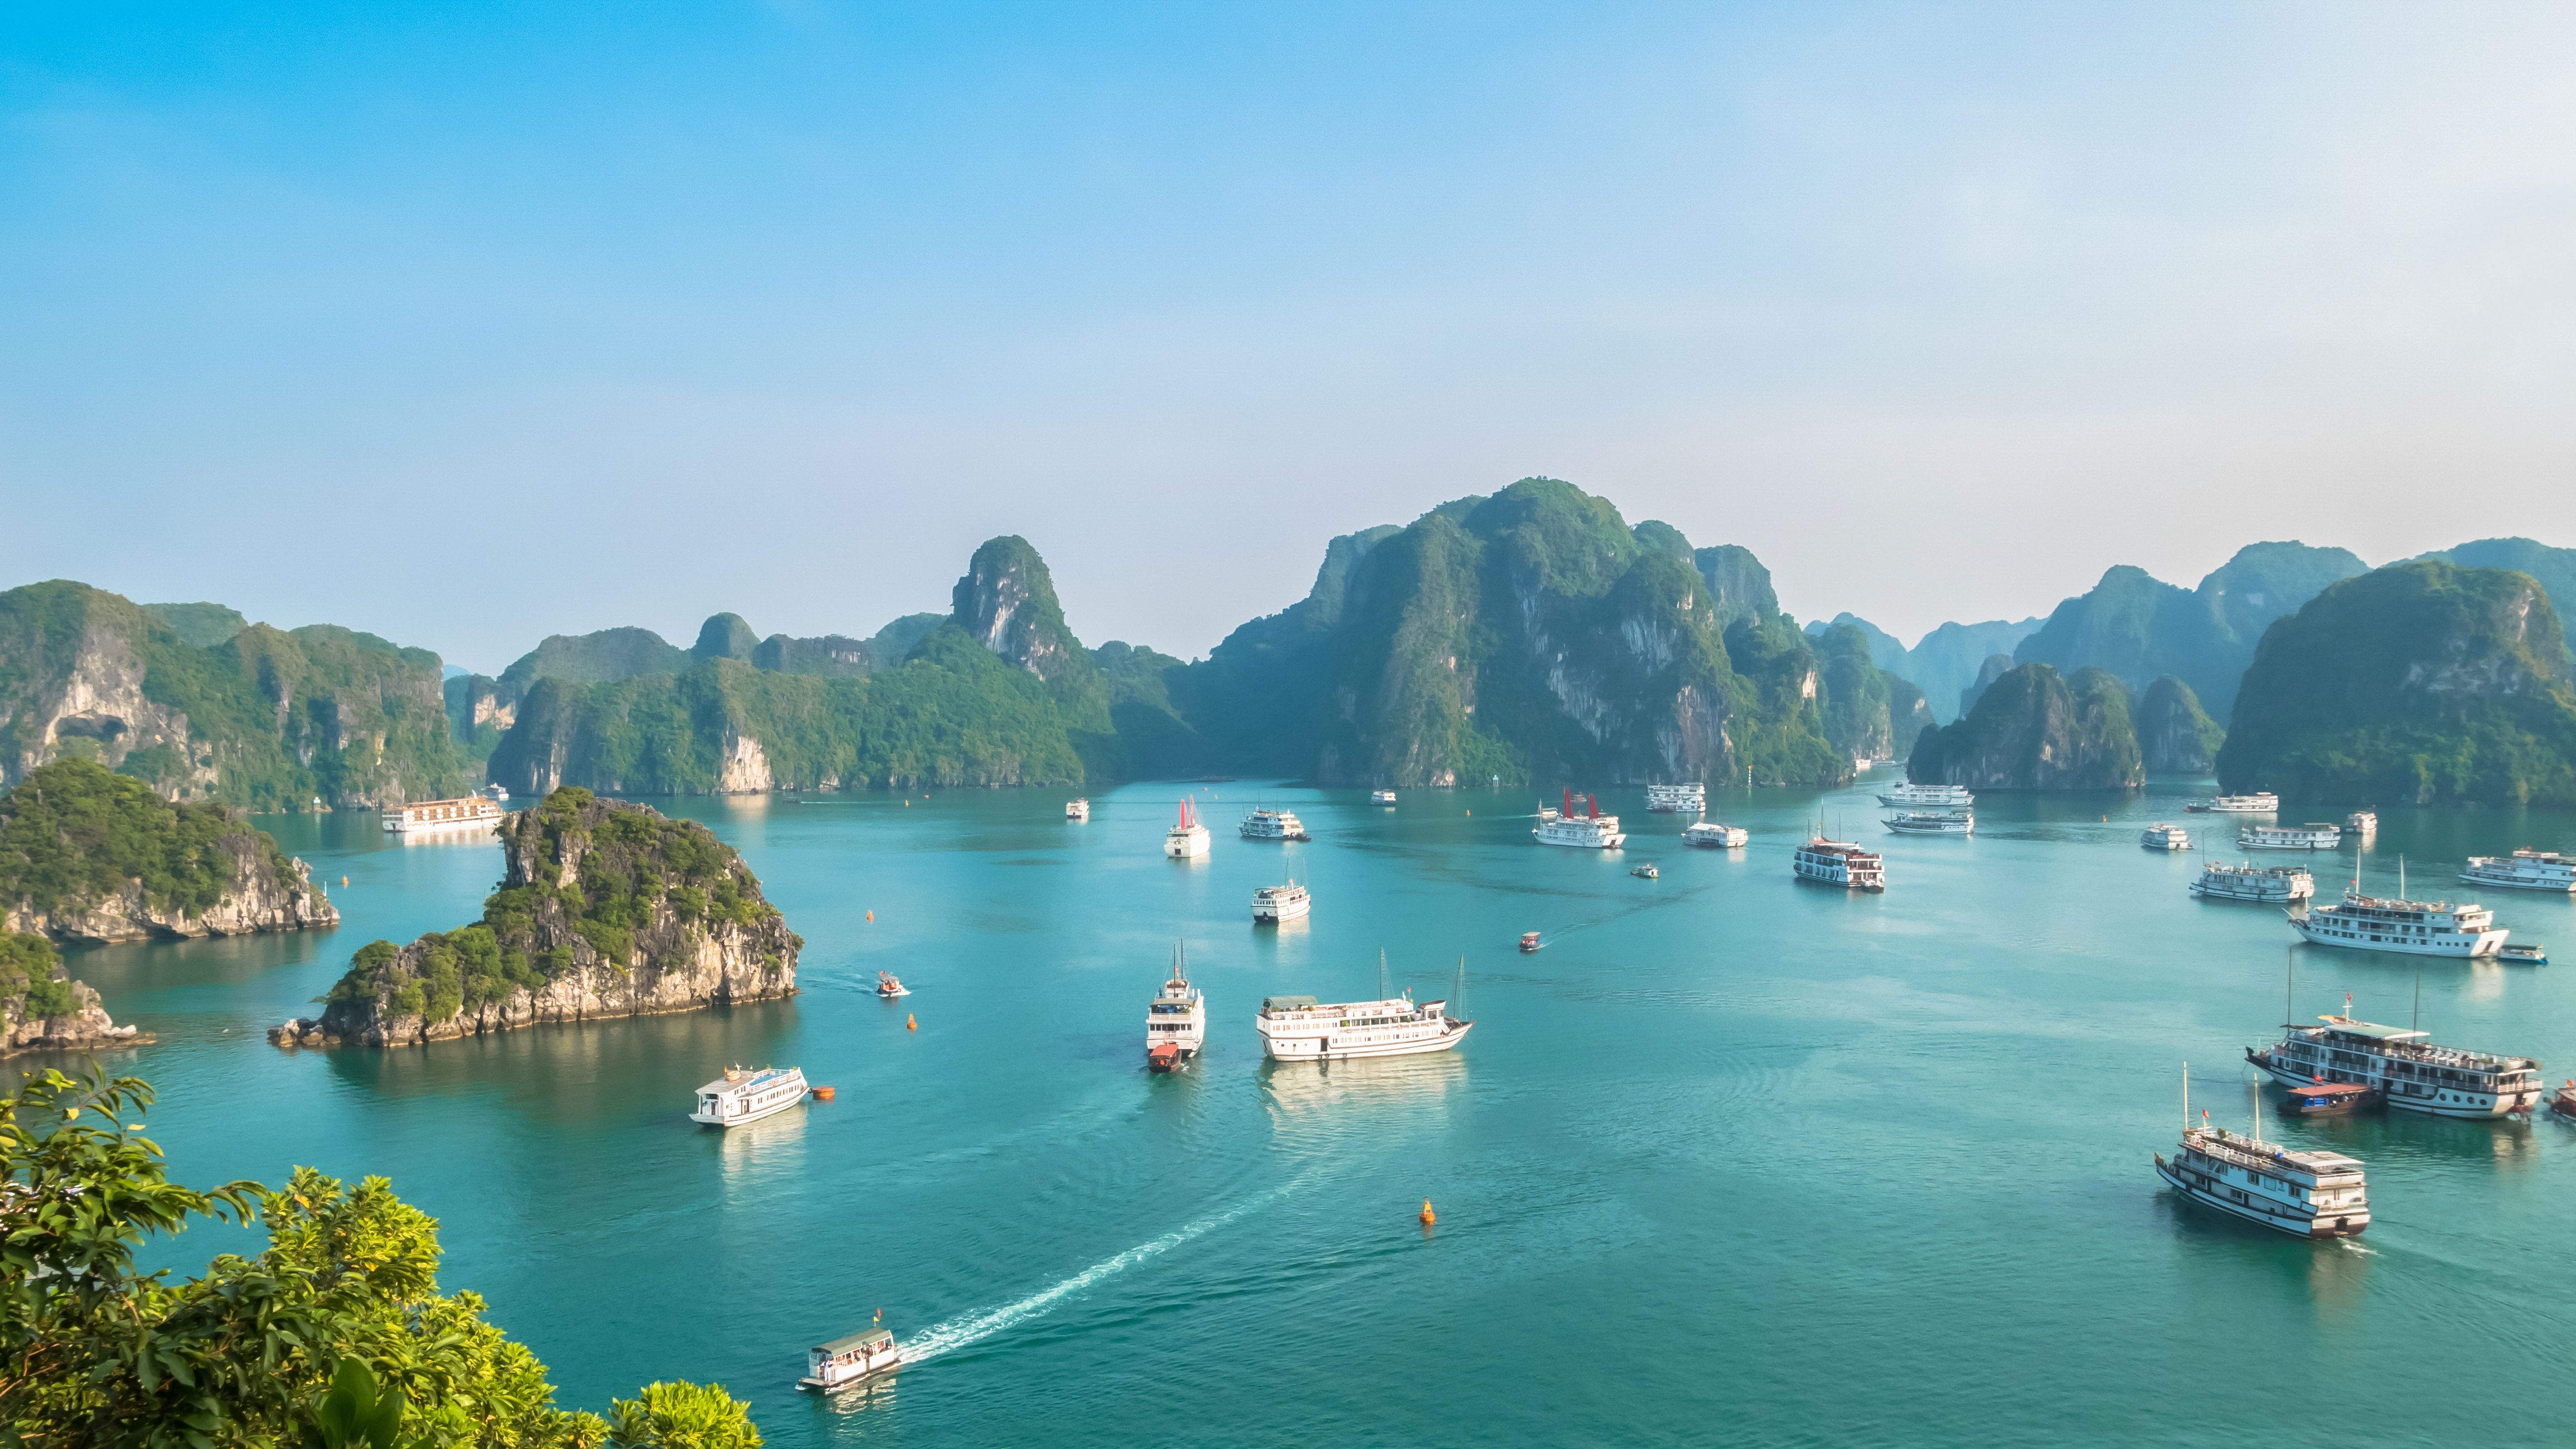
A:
48;781;2576;1446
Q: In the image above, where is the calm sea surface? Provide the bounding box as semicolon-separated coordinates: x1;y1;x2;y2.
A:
47;779;2576;1447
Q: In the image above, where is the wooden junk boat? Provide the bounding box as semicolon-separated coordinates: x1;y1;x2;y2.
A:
2278;1081;2378;1117
799;1323;901;1392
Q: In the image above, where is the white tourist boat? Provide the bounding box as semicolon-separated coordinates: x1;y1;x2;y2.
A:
1793;837;1885;891
380;797;504;835
1852;756;1873;772
2345;810;2377;838
1165;799;1211;858
1147;946;1206;1072
1253;880;1311;923
1370;789;1398;806
1535;790;1623;849
2250;1011;2543;1119
2186;793;2279;815
2461;849;2576;893
799;1322;901;1392
2238;822;2342;851
1066;798;1089;822
2292;863;2507;958
688;1065;809;1128
1875;782;1973;809
2155;1073;2370;1238
1682;821;1748;849
1645;783;1706;813
1257;972;1472;1062
480;783;510;803
1883;811;1972;836
2141;822;2190;852
1240;807;1311;842
2190;862;2313;903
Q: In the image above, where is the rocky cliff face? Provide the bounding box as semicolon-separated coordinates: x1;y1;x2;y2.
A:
954;536;1088;686
2219;561;2576;805
6;846;336;944
275;789;798;1048
1907;663;2144;791
0;583;215;796
2137;676;2225;774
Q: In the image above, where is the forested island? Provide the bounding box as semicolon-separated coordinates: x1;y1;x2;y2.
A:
274;788;799;1048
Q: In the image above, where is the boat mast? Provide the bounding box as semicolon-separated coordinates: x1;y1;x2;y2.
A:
2182;1061;2189;1134
1453;955;1466;1015
1378;947;1389;1003
2285;946;2294;1029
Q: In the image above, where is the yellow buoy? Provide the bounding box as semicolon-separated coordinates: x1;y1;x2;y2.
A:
1419;1199;1436;1225
906;1014;917;1031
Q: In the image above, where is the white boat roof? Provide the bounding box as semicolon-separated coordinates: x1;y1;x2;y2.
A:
697;1066;800;1094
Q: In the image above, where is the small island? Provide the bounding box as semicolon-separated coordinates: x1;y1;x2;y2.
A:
0;758;337;943
1;930;145;1055
275;788;799;1048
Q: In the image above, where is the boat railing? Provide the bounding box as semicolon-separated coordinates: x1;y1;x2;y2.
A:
2182;1131;2353;1182
2296;1032;2536;1073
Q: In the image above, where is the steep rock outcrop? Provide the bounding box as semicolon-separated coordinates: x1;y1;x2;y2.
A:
692;614;760;662
1908;663;2143;791
274;789;798;1048
2219;561;2576;805
1898;617;2043;723
1;932;144;1056
2137;676;2225;774
2;758;337;944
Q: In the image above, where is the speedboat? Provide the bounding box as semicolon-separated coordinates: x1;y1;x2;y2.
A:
1631;863;1658;878
876;972;910;998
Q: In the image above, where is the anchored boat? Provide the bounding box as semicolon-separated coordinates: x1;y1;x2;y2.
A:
1682;822;1748;848
1883;811;1972;836
1793;837;1885;891
2238;822;2342;851
2186;793;2279;815
1065;798;1089;822
2189;862;2313;904
2141;822;2191;852
1257;953;1473;1062
689;1066;809;1128
1253;880;1311;923
2460;849;2576;893
1534;790;1624;849
2249;1008;2542;1117
1165;799;1211;858
2292;861;2506;958
1875;782;1973;809
1240;807;1311;842
1645;783;1706;814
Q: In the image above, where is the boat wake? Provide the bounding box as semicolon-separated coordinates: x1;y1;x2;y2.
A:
903;1179;1301;1363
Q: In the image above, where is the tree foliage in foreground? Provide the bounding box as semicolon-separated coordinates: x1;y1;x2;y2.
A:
0;1068;760;1449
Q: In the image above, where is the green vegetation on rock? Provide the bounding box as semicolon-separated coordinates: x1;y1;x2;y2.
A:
2137;676;2225;774
2219;560;2576;805
141;601;248;649
2;757;304;926
1;1066;760;1447
1908;663;2143;791
0;931;80;1022
498;628;692;691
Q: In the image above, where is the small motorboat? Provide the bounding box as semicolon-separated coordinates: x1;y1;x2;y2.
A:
1148;1041;1181;1074
1631;863;1658;879
799;1321;902;1392
2501;942;2549;965
876;972;910;998
1519;931;1542;953
2549;1081;2576;1120
2278;1080;2378;1117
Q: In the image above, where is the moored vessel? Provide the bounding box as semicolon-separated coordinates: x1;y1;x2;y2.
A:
2189;862;2313;904
1630;862;1658;878
1682;822;1748;849
2292;863;2506;958
1240;807;1311;842
2500;942;2549;965
381;797;504;835
1793;837;1885;891
2278;1082;2377;1117
1257;955;1473;1061
1066;798;1089;822
1253;880;1311;923
2250;1011;2542;1117
1370;789;1398;806
1165;799;1211;858
1645;783;1705;813
2238;822;2342;851
2155;1102;2370;1238
689;1065;809;1128
799;1322;901;1392
2141;822;2190;852
2186;792;2279;814
1875;782;1973;809
1534;790;1623;849
1147;945;1206;1071
2460;849;2576;893
2345;809;2377;838
1883;811;1972;836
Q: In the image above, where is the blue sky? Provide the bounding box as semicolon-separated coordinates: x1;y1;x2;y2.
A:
4;3;2573;669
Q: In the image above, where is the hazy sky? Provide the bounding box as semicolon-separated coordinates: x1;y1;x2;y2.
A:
6;3;2574;671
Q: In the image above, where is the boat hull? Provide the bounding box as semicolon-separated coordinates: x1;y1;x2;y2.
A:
2156;1155;2367;1238
1261;1020;1473;1062
2248;1050;2540;1118
689;1093;806;1129
2460;870;2576;893
2289;916;2506;957
1253;898;1311;923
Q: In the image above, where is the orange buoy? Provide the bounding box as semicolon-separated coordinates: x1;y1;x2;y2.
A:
341;876;348;887
906;1014;917;1031
1464;809;1471;816
866;910;874;921
1419;1199;1436;1225
813;1085;836;1101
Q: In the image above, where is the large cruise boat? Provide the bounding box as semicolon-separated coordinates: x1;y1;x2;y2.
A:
2186;793;2279;814
1253;880;1311;923
1875;782;1972;809
2238;822;2342;851
1883;811;1972;836
2461;849;2576;893
1645;783;1706;813
1793;837;1885;891
2190;862;2313;903
1146;947;1205;1072
1256;987;1472;1061
2292;873;2508;958
688;1066;809;1128
1165;799;1211;858
2155;1115;2370;1238
381;797;504;835
2141;822;2190;852
2250;1012;2543;1117
1535;790;1624;849
1682;821;1748;849
1239;808;1311;842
